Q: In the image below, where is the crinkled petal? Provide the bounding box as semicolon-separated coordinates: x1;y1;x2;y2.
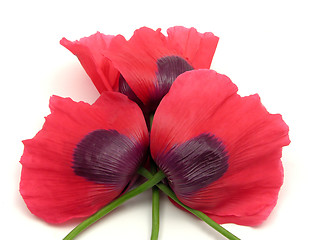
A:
166;26;219;69
151;69;289;225
197;149;285;226
60;32;119;93
20;93;148;223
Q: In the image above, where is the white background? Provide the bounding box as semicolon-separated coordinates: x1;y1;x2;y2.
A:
1;0;310;239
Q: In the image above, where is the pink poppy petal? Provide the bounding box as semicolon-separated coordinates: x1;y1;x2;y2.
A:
20;93;148;223
151;69;289;225
105;27;169;105
167;26;219;69
60;32;119;93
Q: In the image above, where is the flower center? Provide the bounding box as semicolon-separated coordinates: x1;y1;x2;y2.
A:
156;133;228;197
72;130;146;188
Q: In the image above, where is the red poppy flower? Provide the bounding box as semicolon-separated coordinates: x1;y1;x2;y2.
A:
20;92;149;223
150;69;290;226
61;27;218;112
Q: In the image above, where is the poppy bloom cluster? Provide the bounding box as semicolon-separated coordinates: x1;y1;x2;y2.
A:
20;27;290;239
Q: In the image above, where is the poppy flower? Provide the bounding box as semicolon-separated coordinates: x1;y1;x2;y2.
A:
61;26;219;112
150;69;290;226
20;92;149;223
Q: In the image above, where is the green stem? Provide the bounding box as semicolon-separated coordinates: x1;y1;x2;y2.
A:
64;169;166;240
149;113;160;240
137;168;240;240
151;183;160;240
150;160;160;240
